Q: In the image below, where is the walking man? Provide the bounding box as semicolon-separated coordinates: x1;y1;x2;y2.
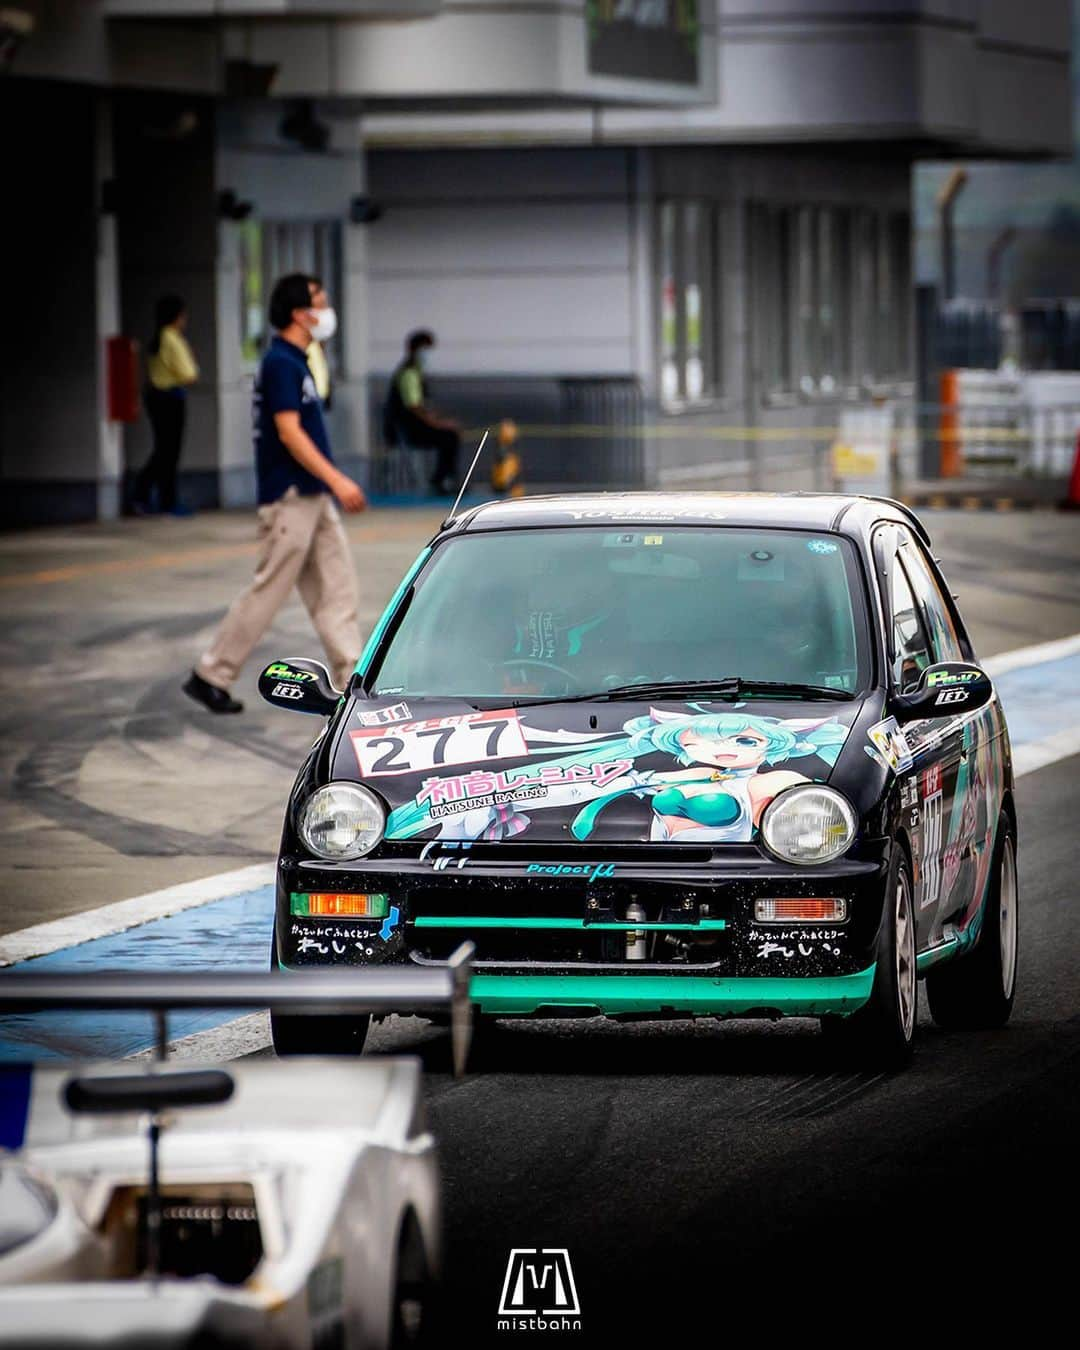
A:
183;273;366;714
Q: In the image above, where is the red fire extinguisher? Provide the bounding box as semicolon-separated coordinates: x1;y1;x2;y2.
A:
106;336;140;423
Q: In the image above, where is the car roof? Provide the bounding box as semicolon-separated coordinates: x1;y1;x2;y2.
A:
442;492;930;544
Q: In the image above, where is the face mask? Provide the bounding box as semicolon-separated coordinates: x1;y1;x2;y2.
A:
308;306;337;342
415;350;426;370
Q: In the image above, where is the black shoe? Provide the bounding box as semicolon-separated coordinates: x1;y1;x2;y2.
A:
182;670;244;714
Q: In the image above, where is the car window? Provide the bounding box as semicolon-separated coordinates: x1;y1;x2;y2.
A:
889;551;933;692
370;526;869;699
899;534;964;664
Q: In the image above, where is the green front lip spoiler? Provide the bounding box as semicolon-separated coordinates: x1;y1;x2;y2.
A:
469;966;876;1018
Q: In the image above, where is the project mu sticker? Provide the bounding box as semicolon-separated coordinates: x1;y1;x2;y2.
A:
350;708;528;778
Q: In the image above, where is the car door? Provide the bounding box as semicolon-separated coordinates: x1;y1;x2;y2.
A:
874;524;964;949
899;528;1003;940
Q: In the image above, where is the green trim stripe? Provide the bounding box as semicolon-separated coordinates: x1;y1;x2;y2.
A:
469;965;876;1017
916;936;961;973
355;546;432;676
413;916;727;931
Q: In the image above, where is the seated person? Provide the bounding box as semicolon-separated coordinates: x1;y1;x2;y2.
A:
382;329;461;496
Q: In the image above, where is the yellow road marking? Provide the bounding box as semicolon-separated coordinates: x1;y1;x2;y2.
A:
469;423;1038;444
0;543;256;590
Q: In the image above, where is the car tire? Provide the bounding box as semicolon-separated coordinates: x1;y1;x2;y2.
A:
926;814;1018;1030
269;918;373;1055
270;1008;372;1056
390;1213;436;1349
466;1013;504;1070
821;847;916;1068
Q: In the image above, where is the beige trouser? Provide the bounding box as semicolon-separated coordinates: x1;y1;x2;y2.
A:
197;486;361;692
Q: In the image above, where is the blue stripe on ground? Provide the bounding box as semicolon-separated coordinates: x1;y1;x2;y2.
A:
0;648;1075;1063
0;887;273;1063
992;652;1080;747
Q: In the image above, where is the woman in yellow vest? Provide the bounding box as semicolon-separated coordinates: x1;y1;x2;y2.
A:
133;295;199;515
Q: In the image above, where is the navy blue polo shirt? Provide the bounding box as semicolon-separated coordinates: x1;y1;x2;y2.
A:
254;335;334;505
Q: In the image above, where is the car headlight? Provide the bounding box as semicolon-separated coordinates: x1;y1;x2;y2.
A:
760;785;856;866
298;783;385;860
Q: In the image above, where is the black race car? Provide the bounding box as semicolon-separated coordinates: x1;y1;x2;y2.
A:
262;493;1018;1066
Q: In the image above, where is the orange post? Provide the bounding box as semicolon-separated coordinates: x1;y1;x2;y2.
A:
1062;429;1080;511
939;368;964;478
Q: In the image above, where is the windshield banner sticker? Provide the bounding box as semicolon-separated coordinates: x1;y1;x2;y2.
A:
384;708;851;844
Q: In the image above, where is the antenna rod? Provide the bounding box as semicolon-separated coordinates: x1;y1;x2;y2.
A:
447;428;489;522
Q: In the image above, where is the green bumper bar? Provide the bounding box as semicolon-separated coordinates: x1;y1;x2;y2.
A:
470;965;877;1018
413;916;726;932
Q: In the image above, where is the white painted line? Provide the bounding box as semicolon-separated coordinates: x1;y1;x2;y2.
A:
128;1011;272;1063
0;863;275;968
984;631;1080;677
1012;724;1080;779
128;1010;434;1064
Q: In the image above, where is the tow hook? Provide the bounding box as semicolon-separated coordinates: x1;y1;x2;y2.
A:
625;901;648;961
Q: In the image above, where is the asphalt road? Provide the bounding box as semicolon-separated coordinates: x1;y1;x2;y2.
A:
2;503;1078;1337
416;749;1079;1339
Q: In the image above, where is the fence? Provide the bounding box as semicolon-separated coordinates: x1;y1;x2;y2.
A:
934;299;1080;373
367;375;645;497
365;366;1077;499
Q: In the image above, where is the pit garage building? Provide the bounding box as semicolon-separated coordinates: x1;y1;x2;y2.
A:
1;1;1072;524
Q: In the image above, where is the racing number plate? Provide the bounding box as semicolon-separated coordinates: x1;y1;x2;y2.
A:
349;709;529;778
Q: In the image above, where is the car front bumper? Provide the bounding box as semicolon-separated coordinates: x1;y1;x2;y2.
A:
276;841;891;1019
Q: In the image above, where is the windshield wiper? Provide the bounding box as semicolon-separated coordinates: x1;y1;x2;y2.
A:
507;677;853;707
599;678;852;702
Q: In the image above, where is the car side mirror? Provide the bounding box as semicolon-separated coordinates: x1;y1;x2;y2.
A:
892;661;993;724
258;658;342;716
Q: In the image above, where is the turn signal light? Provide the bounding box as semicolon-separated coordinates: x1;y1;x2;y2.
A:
754;898;847;923
290;892;389;918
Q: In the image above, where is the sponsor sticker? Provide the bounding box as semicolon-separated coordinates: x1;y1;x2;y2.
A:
926;669;979;688
867;717;914;774
526;862;616;882
356;700;411;727
919;762;944;910
264;662;314;683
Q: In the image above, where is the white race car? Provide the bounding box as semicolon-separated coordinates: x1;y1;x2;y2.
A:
0;959;471;1349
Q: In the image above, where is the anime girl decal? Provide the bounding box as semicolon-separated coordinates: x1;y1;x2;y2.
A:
568;708;848;842
385;707;849;844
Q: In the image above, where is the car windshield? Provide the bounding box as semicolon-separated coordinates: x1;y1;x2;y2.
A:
369;526;869;701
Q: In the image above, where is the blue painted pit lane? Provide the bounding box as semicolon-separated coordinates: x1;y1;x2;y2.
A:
0;887;273;1062
990;650;1080;747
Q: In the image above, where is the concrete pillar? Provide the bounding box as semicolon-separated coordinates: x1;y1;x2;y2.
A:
95;95;123;521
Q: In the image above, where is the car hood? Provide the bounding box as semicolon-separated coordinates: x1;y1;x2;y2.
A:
333;695;872;846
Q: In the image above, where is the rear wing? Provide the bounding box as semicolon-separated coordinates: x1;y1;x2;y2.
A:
0;941;474;1076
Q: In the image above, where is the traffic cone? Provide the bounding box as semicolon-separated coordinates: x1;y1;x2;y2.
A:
1062;430;1080;511
491;419;524;496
